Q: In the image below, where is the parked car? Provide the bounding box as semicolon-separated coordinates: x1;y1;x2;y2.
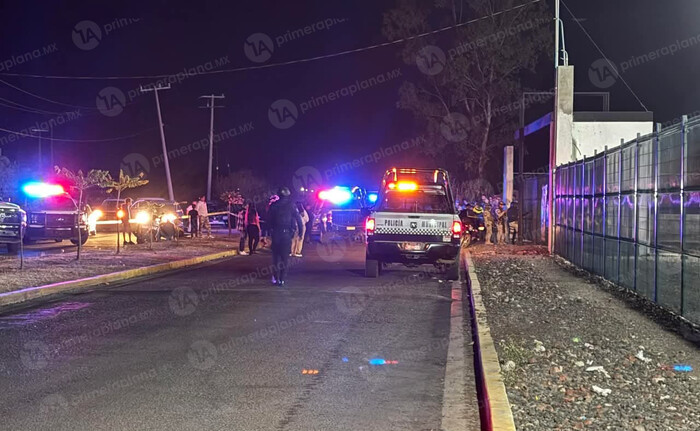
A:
130;198;185;243
0;201;26;253
92;198;127;233
23;192;89;245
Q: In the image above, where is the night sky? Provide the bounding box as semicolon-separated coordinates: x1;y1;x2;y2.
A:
1;0;699;201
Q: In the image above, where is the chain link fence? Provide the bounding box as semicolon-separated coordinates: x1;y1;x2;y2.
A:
554;114;700;326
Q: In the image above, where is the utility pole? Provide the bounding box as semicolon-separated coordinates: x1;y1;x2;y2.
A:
141;84;174;201
554;0;560;68
30;127;48;172
198;94;225;201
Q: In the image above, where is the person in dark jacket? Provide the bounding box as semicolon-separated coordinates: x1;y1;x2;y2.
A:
267;187;303;286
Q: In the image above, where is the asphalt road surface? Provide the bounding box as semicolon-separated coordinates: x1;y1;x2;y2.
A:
0;239;479;430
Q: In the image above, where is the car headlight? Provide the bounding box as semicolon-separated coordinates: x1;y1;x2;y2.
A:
161;213;177;223
134;211;150;224
88;209;103;222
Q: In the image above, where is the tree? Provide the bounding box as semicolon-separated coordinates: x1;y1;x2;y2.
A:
0;156;19;201
103;170;149;253
215;169;271;206
54;166;111;260
383;0;551;185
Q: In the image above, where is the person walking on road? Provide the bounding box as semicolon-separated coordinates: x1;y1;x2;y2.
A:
483;202;494;245
291;202;309;257
267;187;303;286
245;202;261;254
496;201;508;245
121;198;134;245
196;196;213;238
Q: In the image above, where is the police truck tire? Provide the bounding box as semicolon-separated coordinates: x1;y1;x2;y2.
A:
445;257;459;281
365;258;379;278
70;235;89;246
6;243;19;254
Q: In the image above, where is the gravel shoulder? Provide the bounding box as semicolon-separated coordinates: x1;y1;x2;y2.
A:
470;244;700;431
0;233;241;294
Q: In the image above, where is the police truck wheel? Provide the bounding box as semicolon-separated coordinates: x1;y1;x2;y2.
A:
365;258;379;278
70;235;89;246
6;243;19;254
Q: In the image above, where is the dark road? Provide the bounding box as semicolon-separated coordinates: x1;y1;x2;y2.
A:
0;240;478;431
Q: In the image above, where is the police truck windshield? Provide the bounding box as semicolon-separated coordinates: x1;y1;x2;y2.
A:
27;194;77;211
378;191;452;213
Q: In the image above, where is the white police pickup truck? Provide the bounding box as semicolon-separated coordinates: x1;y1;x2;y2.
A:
364;168;462;280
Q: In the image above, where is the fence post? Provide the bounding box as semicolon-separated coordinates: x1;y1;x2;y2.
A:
633;133;640;292
680;115;687;315
653;123;661;303
580;157;586;266
603;146;608;277
617;139;624;283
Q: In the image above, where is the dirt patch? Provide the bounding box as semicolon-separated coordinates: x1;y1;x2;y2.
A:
471;246;700;430
0;235;241;294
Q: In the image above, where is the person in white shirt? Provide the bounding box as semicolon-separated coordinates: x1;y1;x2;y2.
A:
291;202;309;257
196;196;212;238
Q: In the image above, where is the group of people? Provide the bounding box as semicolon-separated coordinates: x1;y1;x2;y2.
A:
459;196;520;245
233;195;311;258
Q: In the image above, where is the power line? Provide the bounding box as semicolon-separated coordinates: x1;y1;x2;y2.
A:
0;96;72;115
0;100;60;116
0;125;158;143
0;78;97;110
0;0;542;81
559;0;649;112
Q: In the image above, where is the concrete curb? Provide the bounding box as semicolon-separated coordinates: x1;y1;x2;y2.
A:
0;249;239;308
464;250;516;431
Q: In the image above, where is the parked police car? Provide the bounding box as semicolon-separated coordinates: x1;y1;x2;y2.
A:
364;168;462;280
0;201;26;253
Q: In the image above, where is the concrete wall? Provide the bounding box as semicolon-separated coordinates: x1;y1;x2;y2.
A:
570;116;654;162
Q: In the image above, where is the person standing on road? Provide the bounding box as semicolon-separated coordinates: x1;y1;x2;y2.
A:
188;200;199;238
304;203;314;244
121;198;134;245
245;202;261;254
196;196;213;238
483;202;494;245
496;201;508;245
236;205;249;255
267;187;303;286
291;202;309;257
507;200;519;244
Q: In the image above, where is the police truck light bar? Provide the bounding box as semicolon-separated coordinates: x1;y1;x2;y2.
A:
22;182;64;198
387;181;417;191
318;186;352;205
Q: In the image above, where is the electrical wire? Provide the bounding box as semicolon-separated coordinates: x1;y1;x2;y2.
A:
0;0;542;81
559;0;649;112
0;78;97;110
0;97;72;115
0;125;158;143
